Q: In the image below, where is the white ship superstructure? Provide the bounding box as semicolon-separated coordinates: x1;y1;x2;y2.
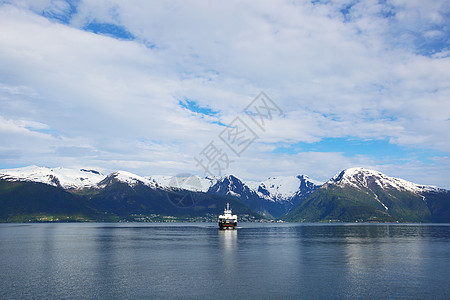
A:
218;203;237;230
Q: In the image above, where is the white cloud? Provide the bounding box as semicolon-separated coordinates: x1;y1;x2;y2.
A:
0;1;449;188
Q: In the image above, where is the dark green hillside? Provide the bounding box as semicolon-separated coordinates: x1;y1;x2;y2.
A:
283;185;395;222
87;181;172;216
373;187;430;222
423;190;450;223
87;180;261;220
0;178;262;222
2;174;447;223
0;180;95;222
283;185;438;223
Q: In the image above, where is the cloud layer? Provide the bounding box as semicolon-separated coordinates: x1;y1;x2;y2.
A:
1;0;449;187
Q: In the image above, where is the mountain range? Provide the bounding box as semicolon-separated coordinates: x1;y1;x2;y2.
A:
0;166;449;223
284;168;449;223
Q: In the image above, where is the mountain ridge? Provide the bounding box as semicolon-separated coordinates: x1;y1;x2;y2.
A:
1;165;449;223
0;166;322;218
283;167;449;223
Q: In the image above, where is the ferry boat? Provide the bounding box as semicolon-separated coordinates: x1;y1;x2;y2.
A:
218;203;237;230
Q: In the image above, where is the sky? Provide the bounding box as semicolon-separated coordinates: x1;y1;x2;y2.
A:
0;0;449;188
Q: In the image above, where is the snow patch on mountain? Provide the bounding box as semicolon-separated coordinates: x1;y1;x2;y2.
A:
207;175;256;199
326;167;441;194
103;171;156;188
0;165;105;189
149;175;214;192
249;176;301;201
210;175;248;195
209;174;322;204
0;166;323;202
373;193;388;211
247;175;322;202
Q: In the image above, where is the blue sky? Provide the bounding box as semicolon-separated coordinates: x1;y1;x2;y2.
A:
0;0;449;188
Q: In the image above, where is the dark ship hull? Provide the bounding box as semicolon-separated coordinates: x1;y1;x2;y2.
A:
219;219;237;230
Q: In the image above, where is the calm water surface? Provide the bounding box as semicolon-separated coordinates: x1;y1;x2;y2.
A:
1;223;449;299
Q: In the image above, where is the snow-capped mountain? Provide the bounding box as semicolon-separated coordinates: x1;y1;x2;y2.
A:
249;175;322;202
0;165;105;189
0;165;322;218
0;166;162;190
207;175;276;217
150;173;322;214
198;174;322;203
248;176;301;201
207;174;321;218
325;167;442;194
1;165;449;222
0;166;261;223
149;174;214;192
284;167;450;223
98;171;157;188
208;175;254;198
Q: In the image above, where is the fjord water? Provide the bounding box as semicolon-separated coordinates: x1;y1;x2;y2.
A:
1;223;449;299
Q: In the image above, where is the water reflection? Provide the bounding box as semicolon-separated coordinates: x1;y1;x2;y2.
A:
92;226;122;298
218;229;238;278
40;225;57;296
219;229;237;251
291;224;442;299
341;225;435;298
